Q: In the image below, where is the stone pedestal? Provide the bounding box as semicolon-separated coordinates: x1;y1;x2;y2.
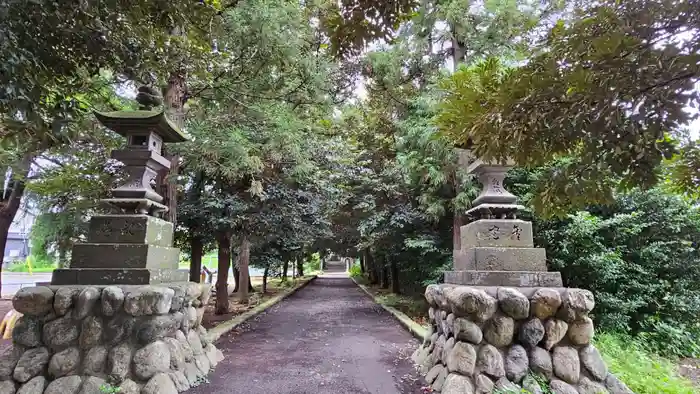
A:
412;284;633;394
3;282;221;393
448;218;563;287
51;215;187;286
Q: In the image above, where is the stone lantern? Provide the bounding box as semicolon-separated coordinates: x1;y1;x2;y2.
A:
446;157;563;287
95;86;187;215
51;86;189;285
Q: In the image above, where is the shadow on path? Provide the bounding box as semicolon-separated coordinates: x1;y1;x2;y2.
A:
190;275;425;394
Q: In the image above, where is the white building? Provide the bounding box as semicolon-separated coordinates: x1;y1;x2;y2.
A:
3;203;36;266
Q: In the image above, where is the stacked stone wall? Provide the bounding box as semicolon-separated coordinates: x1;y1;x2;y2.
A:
0;283;223;394
412;284;634;394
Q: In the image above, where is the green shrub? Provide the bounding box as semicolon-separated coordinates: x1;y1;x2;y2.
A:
6;255;56;272
537;189;700;357
304;253;321;273
348;263;363;278
638;320;700;358
595;332;696;394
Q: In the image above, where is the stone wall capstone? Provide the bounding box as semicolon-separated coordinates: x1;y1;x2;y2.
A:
1;283;222;394
412;284;634;394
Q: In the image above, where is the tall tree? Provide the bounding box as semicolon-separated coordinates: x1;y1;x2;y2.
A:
437;0;700;215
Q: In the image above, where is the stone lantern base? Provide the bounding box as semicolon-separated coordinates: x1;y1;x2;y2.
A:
1;282;222;393
449;218;563;288
412;284;633;394
51;214;188;286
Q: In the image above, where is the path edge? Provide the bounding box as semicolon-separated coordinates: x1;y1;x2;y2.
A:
205;275;317;343
350;276;428;342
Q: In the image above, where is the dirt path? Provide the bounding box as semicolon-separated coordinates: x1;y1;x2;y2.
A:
190;274;425;394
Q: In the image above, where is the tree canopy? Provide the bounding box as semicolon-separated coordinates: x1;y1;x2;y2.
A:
437;0;700;215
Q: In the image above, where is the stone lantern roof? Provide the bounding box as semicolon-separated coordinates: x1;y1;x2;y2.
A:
93;110;188;143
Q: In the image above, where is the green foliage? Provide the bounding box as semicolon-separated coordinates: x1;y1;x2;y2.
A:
437;58;513;149
436;0;700;215
0;0;219;148
304;253;322;273
638;321;700;359
414;0;566;66
6;255;55;273
536;188;700;356
664;141;700;200
99;384;121;394
595;332;696;394
348;264;363;278
29;211;87;267
319;0;418;57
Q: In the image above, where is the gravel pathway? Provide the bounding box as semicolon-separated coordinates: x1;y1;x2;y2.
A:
189;274;425;394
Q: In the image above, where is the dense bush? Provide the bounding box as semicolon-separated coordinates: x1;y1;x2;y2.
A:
536;189;700;356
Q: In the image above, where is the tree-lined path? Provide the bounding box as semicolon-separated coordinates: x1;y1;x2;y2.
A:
190;274;424;394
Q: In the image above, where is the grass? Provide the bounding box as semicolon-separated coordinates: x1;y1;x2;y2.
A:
5;256;57;273
595;332;697;394
5;265;56;273
374;292;430;327
352;274;430;327
179;251;322;277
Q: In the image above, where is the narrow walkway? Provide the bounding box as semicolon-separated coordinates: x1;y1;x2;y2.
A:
190;275;424;394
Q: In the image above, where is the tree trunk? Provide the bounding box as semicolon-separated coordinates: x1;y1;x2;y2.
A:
165;69;187;128
215;231;232;315
237;236;251;303
157;151;179;224
282;260;289;282
390;258;400;294
232;261;240;292
453;211;463;264
0;158;31;296
379;257;389;289
451;22;467;264
262;266;269;294
451;23;467;70
57;240;70;268
367;251;378;284
359;251;366;274
233;266;254;292
162;67;187;223
0;216;11;295
296;256;304;277
189;236;203;283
